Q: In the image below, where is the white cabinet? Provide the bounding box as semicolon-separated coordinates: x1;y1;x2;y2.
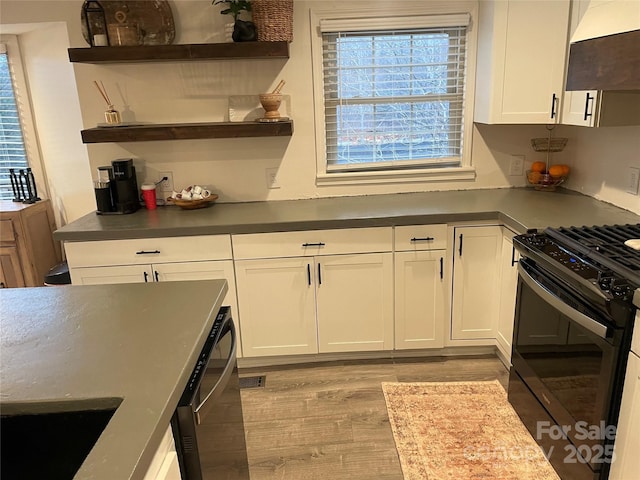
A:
474;0;571;124
143;427;181;480
393;224;448;350
451;225;502;340
234;257;317;357
64;235;242;357
496;227;520;363
561;0;640;127
232;227;394;357
316;253;393;353
609;351;640;480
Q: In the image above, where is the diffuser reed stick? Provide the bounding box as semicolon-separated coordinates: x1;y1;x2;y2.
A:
93;80;121;125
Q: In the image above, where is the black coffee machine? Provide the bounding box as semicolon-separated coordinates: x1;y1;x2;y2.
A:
94;159;140;215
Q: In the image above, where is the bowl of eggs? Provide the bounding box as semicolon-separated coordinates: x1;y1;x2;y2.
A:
167;185;218;210
526;162;570;191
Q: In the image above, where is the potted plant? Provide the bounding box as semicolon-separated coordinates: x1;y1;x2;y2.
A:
212;0;256;42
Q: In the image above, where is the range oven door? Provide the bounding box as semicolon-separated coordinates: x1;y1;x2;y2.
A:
510;259;623;476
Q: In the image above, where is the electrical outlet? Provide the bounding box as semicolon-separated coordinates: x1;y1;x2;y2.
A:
159;172;174;193
627;167;640;195
265;168;280;189
509;155;525;176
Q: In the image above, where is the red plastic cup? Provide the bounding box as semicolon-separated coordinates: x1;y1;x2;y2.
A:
141;184;157;210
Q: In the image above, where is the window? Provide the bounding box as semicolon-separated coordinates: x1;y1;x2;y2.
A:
312;9;477;184
0;43;29;200
0;36;43;202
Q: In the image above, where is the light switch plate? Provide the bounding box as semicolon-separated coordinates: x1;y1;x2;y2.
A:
627;167;640;195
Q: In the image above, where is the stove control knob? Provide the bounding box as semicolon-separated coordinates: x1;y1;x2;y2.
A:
598;274;614;290
611;283;632;300
529;235;549;247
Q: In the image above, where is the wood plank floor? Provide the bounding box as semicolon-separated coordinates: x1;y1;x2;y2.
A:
239;355;509;480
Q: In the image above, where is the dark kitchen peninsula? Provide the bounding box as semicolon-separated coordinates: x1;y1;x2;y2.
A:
0;280;227;480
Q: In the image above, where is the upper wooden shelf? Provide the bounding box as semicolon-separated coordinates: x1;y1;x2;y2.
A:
80;120;293;143
68;41;290;63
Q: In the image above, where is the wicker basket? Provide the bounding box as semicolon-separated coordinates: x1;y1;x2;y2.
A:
252;0;293;42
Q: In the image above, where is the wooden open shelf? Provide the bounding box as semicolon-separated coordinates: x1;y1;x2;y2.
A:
80;120;293;143
68;41;289;63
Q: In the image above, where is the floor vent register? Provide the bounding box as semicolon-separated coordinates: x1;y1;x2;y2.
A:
239;375;266;389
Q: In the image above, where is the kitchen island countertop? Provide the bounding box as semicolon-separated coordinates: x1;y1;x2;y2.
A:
0;280;227;480
54;188;640;242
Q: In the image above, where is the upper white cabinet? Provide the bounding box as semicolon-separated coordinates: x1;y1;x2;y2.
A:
451;225;503;340
474;0;571;124
393;225;448;350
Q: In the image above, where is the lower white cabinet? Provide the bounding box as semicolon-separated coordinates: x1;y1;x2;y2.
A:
235;252;394;357
234;257;318;357
394;250;446;349
451;225;502;340
496;227;520;363
316;253;393;353
609;351;640;479
143;426;181;480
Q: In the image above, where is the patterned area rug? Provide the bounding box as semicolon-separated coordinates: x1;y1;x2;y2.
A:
382;380;560;480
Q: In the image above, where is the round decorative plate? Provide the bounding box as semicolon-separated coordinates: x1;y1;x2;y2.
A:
81;0;176;46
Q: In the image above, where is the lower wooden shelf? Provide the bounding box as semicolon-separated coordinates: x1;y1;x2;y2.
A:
80;120;293;143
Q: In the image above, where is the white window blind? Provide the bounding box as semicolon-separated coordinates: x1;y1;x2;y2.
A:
321;16;468;173
0;44;29;200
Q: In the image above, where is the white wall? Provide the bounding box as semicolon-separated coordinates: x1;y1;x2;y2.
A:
1;0;638;222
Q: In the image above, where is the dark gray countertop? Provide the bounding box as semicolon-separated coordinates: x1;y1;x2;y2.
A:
0;280;227;480
54;188;640;242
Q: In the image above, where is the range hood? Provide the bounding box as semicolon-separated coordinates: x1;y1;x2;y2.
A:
566;0;640;91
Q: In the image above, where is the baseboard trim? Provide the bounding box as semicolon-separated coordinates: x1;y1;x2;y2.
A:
237;346;498;369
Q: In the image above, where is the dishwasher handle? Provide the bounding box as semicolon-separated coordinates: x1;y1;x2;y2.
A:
194;319;237;425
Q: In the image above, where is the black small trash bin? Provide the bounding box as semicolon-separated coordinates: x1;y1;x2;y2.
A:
44;261;71;286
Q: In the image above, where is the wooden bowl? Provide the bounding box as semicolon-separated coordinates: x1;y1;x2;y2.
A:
166;194;218;210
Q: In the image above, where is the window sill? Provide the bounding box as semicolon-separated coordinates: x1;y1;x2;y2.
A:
316;166;476;186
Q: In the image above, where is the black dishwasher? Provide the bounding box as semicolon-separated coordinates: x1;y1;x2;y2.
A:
171;306;250;480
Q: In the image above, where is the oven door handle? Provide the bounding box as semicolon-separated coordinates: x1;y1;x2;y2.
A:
194;320;237;425
518;263;610;340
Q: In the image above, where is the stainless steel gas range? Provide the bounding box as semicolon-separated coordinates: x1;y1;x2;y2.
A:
508;224;640;480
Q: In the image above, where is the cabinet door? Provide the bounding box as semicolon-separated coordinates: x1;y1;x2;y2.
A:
69;264;152;285
0;246;25;288
475;0;570;123
609;352;640;480
153;260;243;358
451;226;502;340
496;229;519;362
235;258;317;357
316;253;393;353
561;0;598;127
394;250;446;350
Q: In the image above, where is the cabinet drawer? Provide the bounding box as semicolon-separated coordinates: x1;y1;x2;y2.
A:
65;235;232;268
232;227;392;259
0;220;16;243
394;224;448;251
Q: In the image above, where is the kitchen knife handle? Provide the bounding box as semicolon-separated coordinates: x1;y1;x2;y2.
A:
584;93;594;121
136;250;161;255
458;234;463;256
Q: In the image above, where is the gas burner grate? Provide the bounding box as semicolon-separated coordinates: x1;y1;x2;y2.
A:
547;224;640;284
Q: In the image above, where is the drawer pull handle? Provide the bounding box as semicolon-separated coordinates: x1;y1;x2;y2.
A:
136;250;160;255
302;242;325;247
511;246;519;267
318;263;322;285
440;257;444;280
410;237;434;242
307;264;311;286
459;234;463;256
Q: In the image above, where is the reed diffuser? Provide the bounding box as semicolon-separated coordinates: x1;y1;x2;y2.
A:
93;80;121;125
